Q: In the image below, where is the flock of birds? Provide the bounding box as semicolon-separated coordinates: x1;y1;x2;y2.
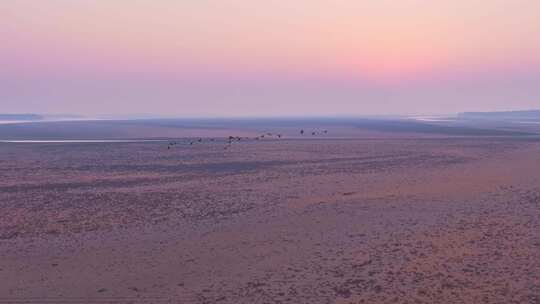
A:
166;129;328;150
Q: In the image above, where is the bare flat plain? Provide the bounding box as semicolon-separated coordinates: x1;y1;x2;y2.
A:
1;118;540;303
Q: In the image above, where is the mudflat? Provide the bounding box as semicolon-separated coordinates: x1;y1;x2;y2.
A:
1;135;540;303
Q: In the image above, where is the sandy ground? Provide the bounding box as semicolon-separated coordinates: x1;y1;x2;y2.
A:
1;137;540;303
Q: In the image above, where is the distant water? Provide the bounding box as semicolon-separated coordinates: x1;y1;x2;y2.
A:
408;116;456;122
0;118;102;125
0;139;167;143
0;120;36;125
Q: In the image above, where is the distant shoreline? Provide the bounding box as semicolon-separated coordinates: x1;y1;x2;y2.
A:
0;139;169;143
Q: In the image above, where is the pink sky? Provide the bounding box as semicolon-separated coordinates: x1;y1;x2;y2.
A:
1;0;539;116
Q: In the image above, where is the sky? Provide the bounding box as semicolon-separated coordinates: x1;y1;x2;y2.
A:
1;0;539;117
